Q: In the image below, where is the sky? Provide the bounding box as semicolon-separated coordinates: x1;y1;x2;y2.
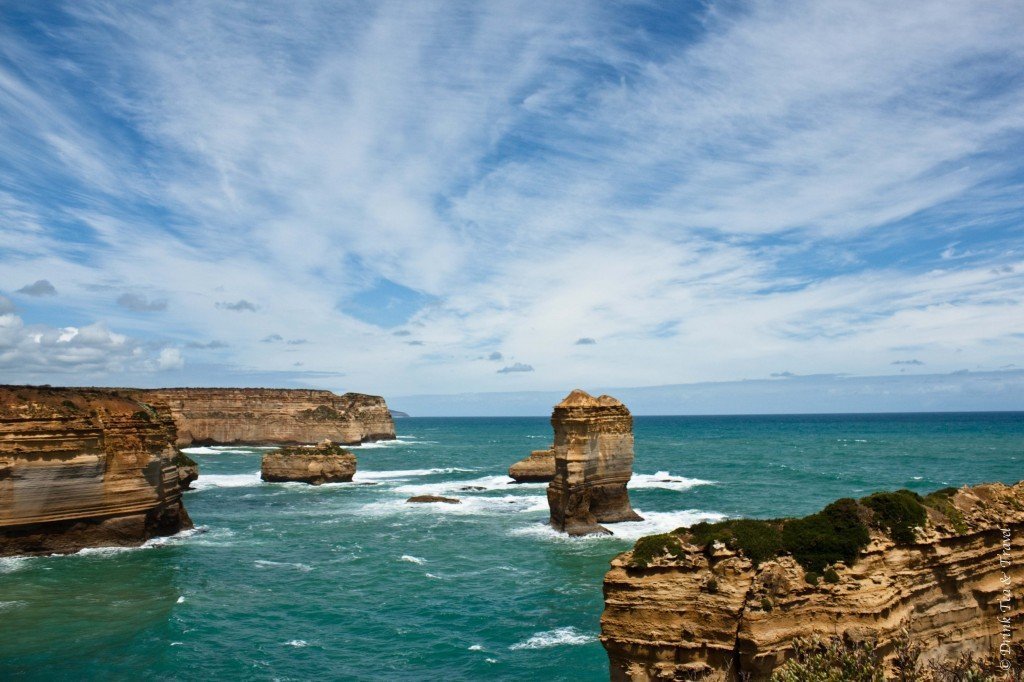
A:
1;1;1023;414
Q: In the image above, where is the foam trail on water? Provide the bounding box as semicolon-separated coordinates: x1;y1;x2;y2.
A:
191;472;262;490
394;474;542;496
629;471;714;492
254;559;312;572
509;509;726;542
509;627;594;650
354;467;474;482
400;555;426;564
180;446;221;455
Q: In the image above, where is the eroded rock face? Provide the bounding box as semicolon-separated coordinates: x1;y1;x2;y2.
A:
601;482;1024;680
509;447;555;483
260;441;356;485
547;390;641;536
173;451;199;489
0;385;193;556
129;388;395;446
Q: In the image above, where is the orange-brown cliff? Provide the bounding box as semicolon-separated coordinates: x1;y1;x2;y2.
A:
601;482;1024;680
0;385;192;556
128;388;395;446
547;390;641;535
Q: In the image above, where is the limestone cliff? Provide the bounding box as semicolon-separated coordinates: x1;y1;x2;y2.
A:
128;388;395;446
601;482;1024;680
509;447;555;483
547;390;641;535
0;385;193;556
260;440;356;485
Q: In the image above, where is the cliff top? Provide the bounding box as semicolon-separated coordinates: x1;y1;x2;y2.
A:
0;385;151;419
555;389;625;409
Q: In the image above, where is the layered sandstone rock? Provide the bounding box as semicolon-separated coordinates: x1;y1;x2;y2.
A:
260;440;356;485
173;451;199;489
509;447;555;483
0;385;192;556
547;390;641;536
129;388;395;446
601;482;1024;680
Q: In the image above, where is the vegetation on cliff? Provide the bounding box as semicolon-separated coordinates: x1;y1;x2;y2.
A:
629;485;957;570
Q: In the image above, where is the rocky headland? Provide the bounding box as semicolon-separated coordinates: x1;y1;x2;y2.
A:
509;447;555;483
601;482;1024;680
547;390;641;536
0;385;193;556
260;440;356;485
128;387;395;446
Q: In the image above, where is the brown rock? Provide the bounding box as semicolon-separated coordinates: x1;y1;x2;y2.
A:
260;441;356;485
546;389;642;536
406;495;461;504
601;481;1024;680
508;447;555;483
127;388;395;446
173;451;199;490
0;385;193;556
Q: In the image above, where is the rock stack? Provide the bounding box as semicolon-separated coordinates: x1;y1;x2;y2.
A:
260;439;357;485
546;389;642;536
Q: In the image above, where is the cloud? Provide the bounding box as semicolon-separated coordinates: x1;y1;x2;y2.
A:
216;300;258;312
157;347;184;370
260;334;283;343
488;351;503;361
286;338;308;345
771;371;796;378
0;295;14;314
574;337;596;345
406;340;425;346
892;359;924;366
497;362;534;374
392;330;412;337
16;280;56;296
186;340;228;349
117;292;168;312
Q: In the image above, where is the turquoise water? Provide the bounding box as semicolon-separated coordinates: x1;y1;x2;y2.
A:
1;413;1022;680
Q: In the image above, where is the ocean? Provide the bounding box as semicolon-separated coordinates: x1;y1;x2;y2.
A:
1;413;1022;680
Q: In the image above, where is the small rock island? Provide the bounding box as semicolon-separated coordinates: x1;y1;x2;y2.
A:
508;447;555;483
546;389;642;535
260;440;357;485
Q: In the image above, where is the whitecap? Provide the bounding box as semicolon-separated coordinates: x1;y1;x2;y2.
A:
425;572;443;579
360;494;547;518
349;439;436;449
509;627;594;650
180;446;221;455
176;596;185;604
191;472;262;490
400;555;426;564
469;644;484;651
254;559;312;572
353;467;474;482
284;640;308;647
486;658;498;664
394;474;535;497
629;472;714;492
509;509;727;542
0;600;27;611
0;557;29;574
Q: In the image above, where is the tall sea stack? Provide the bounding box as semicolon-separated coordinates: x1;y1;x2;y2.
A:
547;389;642;536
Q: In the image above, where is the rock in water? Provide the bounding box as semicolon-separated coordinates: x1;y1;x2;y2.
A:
0;385;193;556
260;441;356;485
173;451;199;490
508;447;555;483
127;388;396;446
547;390;642;536
601;482;1024;679
406;495;461;504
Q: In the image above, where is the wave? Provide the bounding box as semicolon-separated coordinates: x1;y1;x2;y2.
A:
191;472;262;490
359;493;548;518
509;509;726;542
0;600;27;611
254;559;312;572
180;446;221;455
393;474;542;497
353;467;474;482
0;557;29;574
350;439;436;449
400;555;426;564
509;627;594;650
629;471;714;492
284;640;309;647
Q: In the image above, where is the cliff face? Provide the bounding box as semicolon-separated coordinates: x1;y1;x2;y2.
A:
509;447;555;483
261;441;356;485
601;482;1024;680
0;386;192;556
547;390;641;535
129;388;395;446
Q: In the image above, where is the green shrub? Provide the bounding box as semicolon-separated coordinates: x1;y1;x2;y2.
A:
805;571;820;586
688;518;784;566
705;578;719;594
630;533;685;567
761;597;774;612
172;451;197;468
781;498;870;573
861;489;926;544
922;487;968;534
771;637;884;681
823;568;840;584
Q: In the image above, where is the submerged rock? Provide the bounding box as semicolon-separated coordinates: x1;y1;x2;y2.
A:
406;495;461;504
547;390;642;536
260;440;356;485
508;448;555;483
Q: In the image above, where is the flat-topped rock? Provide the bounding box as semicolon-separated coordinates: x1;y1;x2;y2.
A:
546;389;641;536
406;495;461;504
508;447;555;483
260;440;356;485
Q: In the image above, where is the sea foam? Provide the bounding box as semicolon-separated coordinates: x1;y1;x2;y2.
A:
509;627;594;650
509;509;727;542
629;471;714;492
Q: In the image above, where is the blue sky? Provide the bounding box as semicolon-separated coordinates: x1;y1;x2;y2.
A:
1;1;1023;412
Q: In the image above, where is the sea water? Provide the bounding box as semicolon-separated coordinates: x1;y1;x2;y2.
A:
1;413;1022;680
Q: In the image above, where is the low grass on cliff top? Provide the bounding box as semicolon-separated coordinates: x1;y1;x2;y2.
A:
629;486;960;571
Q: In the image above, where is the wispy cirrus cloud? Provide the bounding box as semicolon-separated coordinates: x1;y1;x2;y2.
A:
0;1;1021;403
